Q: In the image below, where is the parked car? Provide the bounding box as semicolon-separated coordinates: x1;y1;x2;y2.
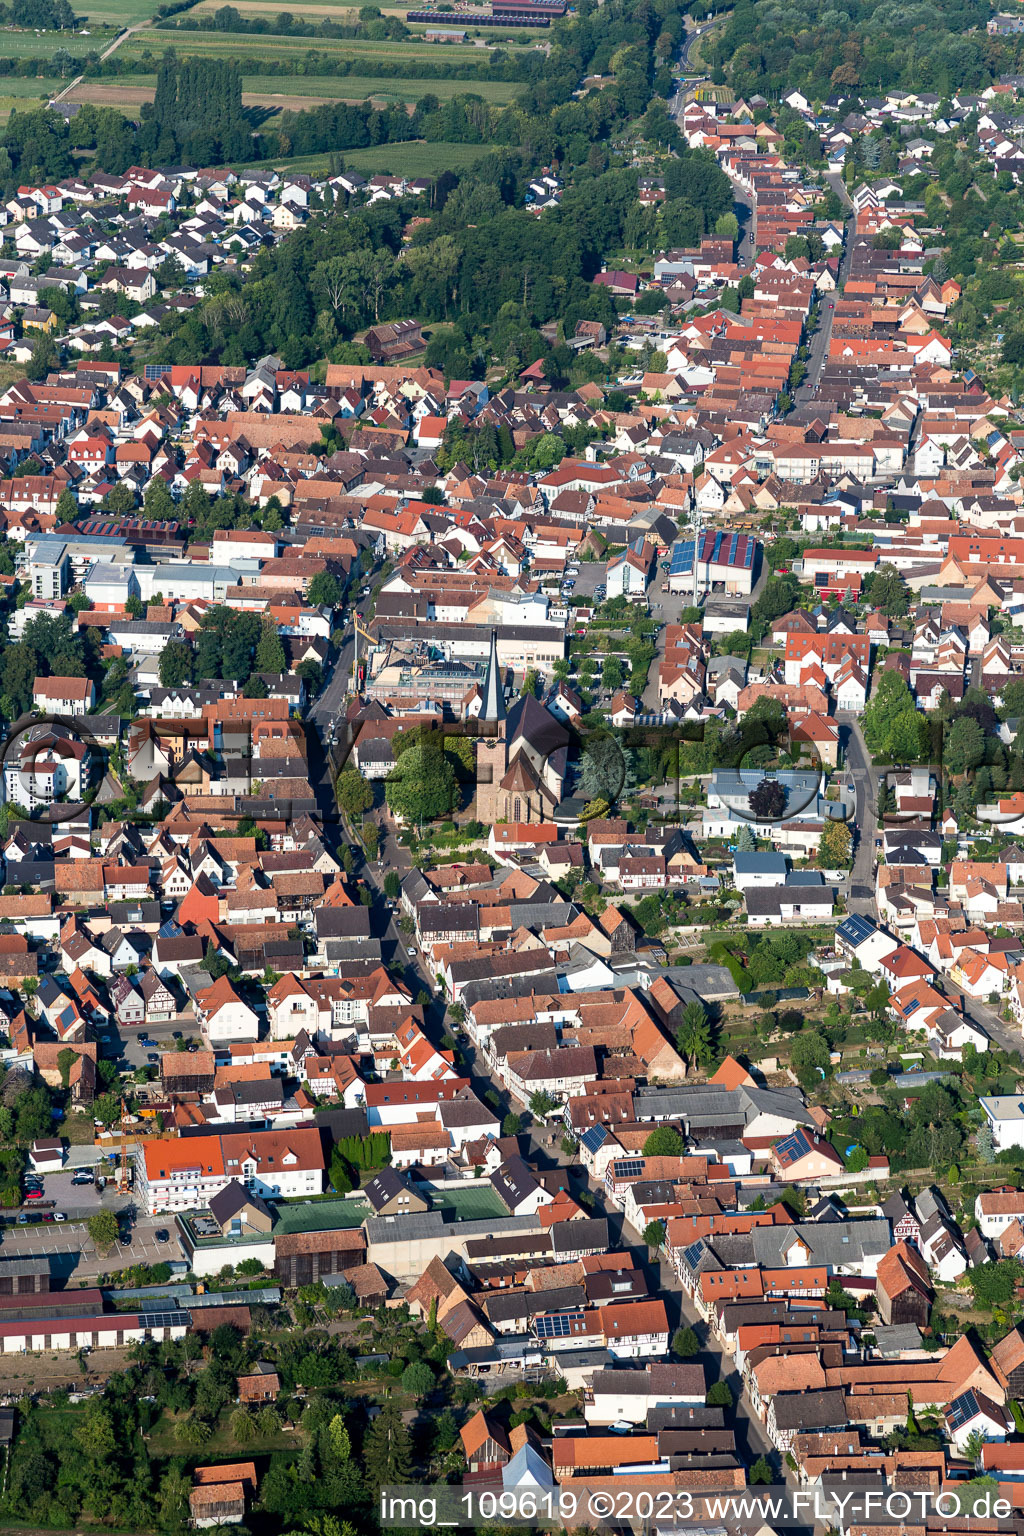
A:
54;1212;66;1222
156;1229;170;1242
24;1189;44;1201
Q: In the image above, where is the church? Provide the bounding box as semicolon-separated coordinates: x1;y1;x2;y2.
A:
475;633;569;825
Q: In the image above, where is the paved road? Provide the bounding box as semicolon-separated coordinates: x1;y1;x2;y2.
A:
793;216;853;406
838;715;880;915
521;1129;776;1464
50;19;153;105
839;715;1024;1054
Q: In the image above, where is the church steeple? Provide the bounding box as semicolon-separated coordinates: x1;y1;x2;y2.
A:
480;629;505;725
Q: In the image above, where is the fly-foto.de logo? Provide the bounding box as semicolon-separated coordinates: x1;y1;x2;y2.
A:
0;713;97;825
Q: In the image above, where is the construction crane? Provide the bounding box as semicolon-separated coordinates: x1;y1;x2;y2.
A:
352;615;375;694
118;1094;131;1194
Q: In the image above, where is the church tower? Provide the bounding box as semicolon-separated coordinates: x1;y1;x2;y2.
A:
476;630;506;822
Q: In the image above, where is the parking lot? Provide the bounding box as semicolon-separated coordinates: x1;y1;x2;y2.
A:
0;1211;184;1280
96;1014;196;1074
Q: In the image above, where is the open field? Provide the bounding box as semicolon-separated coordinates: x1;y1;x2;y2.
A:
83;0;159;22
0;25;120;56
0;91;48;120
66;68;516;110
236;137;489;172
127;25;495;60
188;0;551;31
193;0;412;12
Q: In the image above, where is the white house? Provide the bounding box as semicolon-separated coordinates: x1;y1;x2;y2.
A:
194;977;260;1044
135;1127;325;1215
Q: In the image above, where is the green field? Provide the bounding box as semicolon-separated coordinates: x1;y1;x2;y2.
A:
125;25;493;62
273;1196;369;1232
247;71;518;102
67;68;517;112
0;79;51;119
234;137;489;174
430;1186;507;1221
84;0;160;21
0;25;121;55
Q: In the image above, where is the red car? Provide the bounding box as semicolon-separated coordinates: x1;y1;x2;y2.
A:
23;1188;44;1201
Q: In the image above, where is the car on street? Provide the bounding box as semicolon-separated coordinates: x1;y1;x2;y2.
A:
172;1031;182;1039
407;947;416;956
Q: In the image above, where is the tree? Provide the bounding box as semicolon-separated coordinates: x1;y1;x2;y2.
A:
401;1360;435;1397
602;655;624;693
308;571;342;608
818;818;852;869
55;488;77;525
337;769;373;819
529;1089;557;1117
386;742;457;825
642;1125;686;1156
673;1325;699;1358
750;1456;773;1484
255;616;286;674
159;641;194;688
384;871;401;899
868;563;909;618
970;1259;1023;1308
502;1112;522;1137
642;1219;666;1252
327;1414;352;1464
362;1399;414;1490
706;1381;734;1408
230;1407;257;1444
944;716;985;776
86;1210;119;1251
675;998;713;1073
790;1030;831;1090
748;778;786;821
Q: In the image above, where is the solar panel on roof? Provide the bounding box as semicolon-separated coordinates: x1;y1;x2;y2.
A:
580;1125;607;1153
612;1158;644;1178
535;1311;585;1338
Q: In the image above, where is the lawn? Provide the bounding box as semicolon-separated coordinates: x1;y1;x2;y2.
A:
146;1408;302;1458
707;939;753;994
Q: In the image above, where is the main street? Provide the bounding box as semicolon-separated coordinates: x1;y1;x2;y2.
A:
793;204;854;406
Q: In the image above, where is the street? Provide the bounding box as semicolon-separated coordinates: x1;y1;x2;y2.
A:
839;715;879;915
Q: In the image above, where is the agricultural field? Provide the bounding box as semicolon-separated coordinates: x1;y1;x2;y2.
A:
0;90;49;122
193;0;413;12
82;0;160;22
0;25;120;56
122;25;495;62
66;70;517;111
173;0;549;31
236;137;489;173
